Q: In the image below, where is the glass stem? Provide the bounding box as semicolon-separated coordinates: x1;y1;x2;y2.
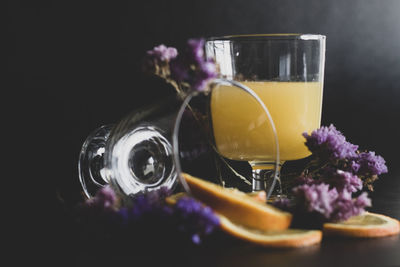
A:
251;162;284;200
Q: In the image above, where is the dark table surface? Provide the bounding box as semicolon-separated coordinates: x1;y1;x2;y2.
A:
42;169;399;267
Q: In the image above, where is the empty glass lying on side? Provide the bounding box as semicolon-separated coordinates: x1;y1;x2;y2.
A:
78;79;279;201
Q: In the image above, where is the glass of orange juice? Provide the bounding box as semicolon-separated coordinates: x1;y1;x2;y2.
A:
205;34;326;197
172;79;280;199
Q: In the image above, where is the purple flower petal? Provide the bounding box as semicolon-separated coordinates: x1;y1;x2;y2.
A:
293;183;338;219
170;38;217;91
303;124;358;161
329;170;363;193
85;185;118;212
187;38;205;63
354;151;388;176
330;191;371;222
292;182;370;222
174;197;220;244
147;44;178;61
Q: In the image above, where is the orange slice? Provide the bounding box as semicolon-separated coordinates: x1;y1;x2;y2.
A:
165;192;187;205
323;212;400;238
166;192;321;248
219;215;322;248
247;191;267;203
181;173;292;231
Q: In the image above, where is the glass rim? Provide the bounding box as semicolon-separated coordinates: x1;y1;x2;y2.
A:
206;33;326;41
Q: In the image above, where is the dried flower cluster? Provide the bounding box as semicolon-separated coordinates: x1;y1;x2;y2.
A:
302;124;387;190
80;186;220;245
144;39;217;92
274;124;387;226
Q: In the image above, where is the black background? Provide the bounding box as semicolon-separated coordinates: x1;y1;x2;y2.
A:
7;0;400;265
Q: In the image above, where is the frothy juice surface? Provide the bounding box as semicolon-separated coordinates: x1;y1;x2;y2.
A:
211;81;323;162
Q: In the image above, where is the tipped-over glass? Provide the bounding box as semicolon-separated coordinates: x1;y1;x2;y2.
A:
205;34;326;197
78;79;280;200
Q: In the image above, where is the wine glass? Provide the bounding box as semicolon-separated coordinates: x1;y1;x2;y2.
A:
79;79;279;199
173;79;280;198
205;34;326;197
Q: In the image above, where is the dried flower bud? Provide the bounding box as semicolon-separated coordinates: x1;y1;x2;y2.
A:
303;124;358;161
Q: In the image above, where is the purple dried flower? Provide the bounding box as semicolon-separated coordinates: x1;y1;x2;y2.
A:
293;183;338;219
294;173;318;186
170;38;217;91
146;44;178;62
277;124;384;225
272;197;293;211
353;192;372;209
174;197;220;244
291;182;371;222
191;60;218;91
121;187;173;221
78;186;120;235
85;185;118;212
303;124;358;161
327;170;363;193
116;188;219;245
186;38;205;64
296;168;362;193
353;151;388;176
330;191;371;222
143;44;178;77
139;187;172;206
349;160;361;173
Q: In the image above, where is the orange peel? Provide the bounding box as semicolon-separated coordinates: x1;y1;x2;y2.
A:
181;173;292;231
323;212;400;238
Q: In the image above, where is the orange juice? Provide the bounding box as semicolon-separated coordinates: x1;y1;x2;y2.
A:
211;81;323;162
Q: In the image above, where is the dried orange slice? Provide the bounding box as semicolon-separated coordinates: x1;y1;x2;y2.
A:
165;192;187;205
181;173;292;231
247;191;267;203
166;192;321;248
323;212;400;238
219;215;322;248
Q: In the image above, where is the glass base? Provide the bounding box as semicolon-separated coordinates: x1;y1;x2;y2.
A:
250;161;284;201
